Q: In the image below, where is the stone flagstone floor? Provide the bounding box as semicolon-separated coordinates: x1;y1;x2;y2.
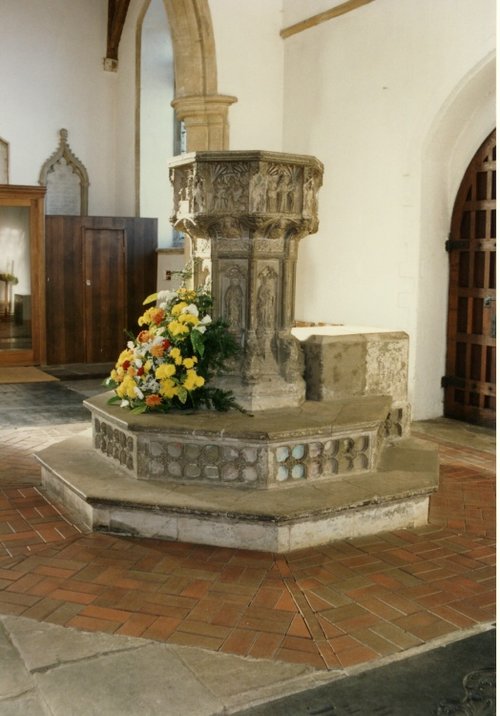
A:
0;415;495;672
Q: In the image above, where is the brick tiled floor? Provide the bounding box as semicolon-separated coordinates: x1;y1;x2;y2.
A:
0;421;495;671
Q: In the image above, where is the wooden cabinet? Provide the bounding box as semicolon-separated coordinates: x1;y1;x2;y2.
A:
45;216;157;364
0;185;46;366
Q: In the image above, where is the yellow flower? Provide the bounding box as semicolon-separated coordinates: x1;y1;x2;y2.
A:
169;347;183;365
182;356;198;369
144;360;153;374
155;363;176;380
168;320;189;337
159;378;178;399
117;348;133;366
171;301;188;317
183;369;205;391
177;288;197;302
178;313;200;326
116;375;137;399
138;308;153;326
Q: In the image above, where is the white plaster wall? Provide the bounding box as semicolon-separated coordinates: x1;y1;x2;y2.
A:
210;0;284;151
282;0;495;418
0;0;118;215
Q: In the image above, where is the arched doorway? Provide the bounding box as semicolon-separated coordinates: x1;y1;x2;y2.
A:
443;129;496;427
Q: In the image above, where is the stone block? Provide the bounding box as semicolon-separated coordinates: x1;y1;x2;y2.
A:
294;328;409;404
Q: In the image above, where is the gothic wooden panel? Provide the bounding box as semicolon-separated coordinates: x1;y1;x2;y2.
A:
444;130;496;427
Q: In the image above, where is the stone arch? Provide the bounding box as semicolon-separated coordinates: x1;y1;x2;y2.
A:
162;0;236;151
414;52;495;419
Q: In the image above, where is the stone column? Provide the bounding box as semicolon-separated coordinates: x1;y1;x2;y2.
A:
171;96;237;152
169;151;323;411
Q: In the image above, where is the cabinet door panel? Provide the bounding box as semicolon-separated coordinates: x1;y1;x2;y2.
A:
45;216;157;365
83;228;126;363
45;216;84;364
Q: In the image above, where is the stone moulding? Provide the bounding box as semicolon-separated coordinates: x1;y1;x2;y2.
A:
169;150;323;232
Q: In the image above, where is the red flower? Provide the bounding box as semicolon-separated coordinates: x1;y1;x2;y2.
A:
137;366;144;376
122;360;130;370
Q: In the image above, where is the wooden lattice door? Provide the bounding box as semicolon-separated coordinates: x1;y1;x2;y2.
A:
443;130;496;428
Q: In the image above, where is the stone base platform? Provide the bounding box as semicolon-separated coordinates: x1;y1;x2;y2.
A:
83;393;405;488
36;431;438;553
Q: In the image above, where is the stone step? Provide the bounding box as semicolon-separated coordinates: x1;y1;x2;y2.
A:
36;431;438;553
85;392;397;488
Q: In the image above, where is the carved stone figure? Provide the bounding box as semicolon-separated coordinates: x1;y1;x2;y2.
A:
304;172;319;216
192;174;205;212
224;276;244;330
250;172;267;212
257;267;277;331
267;175;279;213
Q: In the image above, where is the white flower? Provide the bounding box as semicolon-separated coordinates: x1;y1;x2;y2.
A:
134;358;143;368
134;386;144;400
120;399;129;408
127;340;135;350
183;303;199;317
157;290;177;308
193;314;212;333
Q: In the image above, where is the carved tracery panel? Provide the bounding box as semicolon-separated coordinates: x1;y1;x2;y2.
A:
39;129;89;215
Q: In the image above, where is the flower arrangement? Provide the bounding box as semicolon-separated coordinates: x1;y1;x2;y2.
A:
104;283;240;414
0;273;18;284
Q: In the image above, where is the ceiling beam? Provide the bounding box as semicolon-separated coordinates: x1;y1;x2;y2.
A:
280;0;375;39
107;0;131;61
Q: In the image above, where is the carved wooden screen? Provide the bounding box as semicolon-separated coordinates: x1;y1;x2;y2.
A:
443;130;496;427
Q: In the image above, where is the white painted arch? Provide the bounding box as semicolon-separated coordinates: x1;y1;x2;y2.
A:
414;52;496;419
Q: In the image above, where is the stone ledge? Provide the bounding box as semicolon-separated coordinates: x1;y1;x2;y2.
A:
84;393;392;439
